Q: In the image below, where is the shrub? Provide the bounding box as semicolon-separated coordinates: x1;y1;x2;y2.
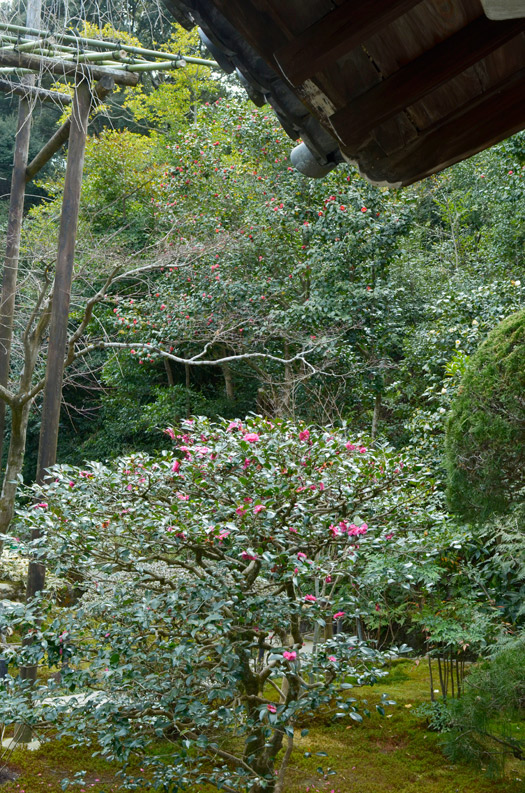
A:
445;309;525;520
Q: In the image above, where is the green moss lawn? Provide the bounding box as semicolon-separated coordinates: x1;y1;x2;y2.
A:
1;660;523;792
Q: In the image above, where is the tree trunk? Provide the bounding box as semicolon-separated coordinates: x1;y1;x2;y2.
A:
164;357;175;386
0;98;33;478
185;362;191;418
371;391;382;440
222;362;234;400
0;401;31;536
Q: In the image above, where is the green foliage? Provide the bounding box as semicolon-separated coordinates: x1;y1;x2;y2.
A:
4;416;457;792
445;309;525;520
442;633;525;777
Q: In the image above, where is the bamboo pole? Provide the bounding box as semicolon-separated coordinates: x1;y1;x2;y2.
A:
0;49;139;86
0;21;217;67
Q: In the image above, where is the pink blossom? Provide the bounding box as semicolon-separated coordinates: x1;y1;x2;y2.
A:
333;611;345;619
304;594;317;603
34;502;48;509
375;604;381;612
328;655;336;662
236;507;246;516
282;651;297;661
243;432;260;443
319;481;325;491
227;421;242;432
241;551;257;561
358;446;367;454
164;428;176;440
243;458;251;470
297;552;307;560
345;442;356;451
325;575;332;583
385;533;394;540
254;505;265;514
288;526;297;533
267;704;277;713
172;460;180;473
218;531;230;542
299;429;310;441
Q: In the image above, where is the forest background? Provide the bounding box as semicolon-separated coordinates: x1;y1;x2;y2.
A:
0;0;524;789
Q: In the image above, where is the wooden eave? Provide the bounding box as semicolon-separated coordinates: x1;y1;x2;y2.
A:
165;0;525;185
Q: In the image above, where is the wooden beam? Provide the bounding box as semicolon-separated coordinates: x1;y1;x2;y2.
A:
359;68;525;185
0;78;72;104
329;15;525;150
273;0;424;87
25;74;114;182
0;49;139;86
36;79;92;485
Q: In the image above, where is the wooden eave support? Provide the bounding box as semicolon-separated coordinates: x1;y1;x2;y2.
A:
0;48;139;86
0;78;72;104
361;68;525;186
25;74;114;182
273;0;423;87
329;15;525;151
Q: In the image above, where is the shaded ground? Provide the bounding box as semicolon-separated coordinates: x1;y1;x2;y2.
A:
1;660;523;792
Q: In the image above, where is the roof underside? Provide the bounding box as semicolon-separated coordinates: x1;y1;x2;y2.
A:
165;0;525;186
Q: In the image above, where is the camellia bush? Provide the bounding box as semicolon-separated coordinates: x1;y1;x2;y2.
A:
2;417;458;792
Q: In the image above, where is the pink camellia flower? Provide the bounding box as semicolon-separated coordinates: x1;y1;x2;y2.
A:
241;551;257;561
325;575;332;583
164;428;176;440
319;482;325;491
267;704;277;713
328;655;337;662
297;552;307;560
375;604;381;612
358;446;367;454
253;505;265;515
236;507;246;516
282;651;297;661
333;611;345;620
345;442;356;451
299;429;310;441
172;460;180;473
288;526;297;533
385;533;394;540
243;432;260;443
34;502;48;509
304;594;317;603
227;421;242;432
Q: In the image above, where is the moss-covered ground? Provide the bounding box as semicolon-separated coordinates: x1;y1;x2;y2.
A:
1;660;523;792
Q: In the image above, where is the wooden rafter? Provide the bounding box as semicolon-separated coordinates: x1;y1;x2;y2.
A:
365;68;525;184
329;15;525;151
273;0;424;87
0;78;72;104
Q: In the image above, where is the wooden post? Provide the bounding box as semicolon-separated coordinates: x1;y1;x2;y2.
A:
0;0;41;495
24;76;91;621
35;77;92;488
